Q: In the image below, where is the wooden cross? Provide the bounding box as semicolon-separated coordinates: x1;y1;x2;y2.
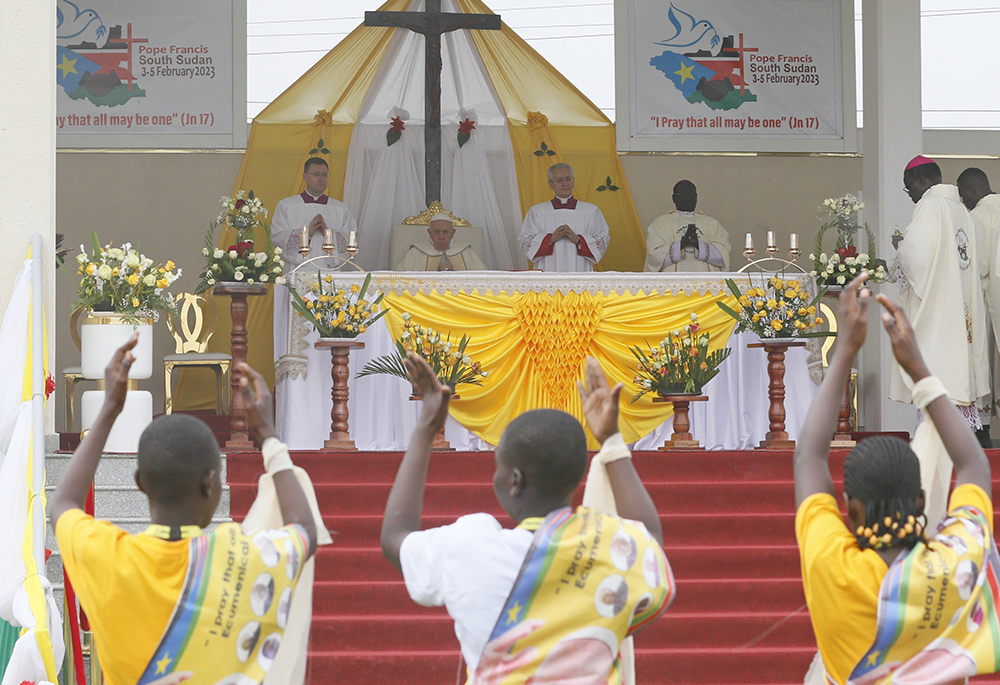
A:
365;0;501;208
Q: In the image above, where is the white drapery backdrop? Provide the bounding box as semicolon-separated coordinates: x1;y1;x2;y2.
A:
343;0;524;272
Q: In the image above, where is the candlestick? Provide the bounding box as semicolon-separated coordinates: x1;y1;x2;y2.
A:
766;231;776;249
744;233;753;249
789;233;798;249
298;225;310;256
322;228;334;255
346;229;359;258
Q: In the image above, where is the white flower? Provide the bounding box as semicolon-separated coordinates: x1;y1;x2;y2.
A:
838;264;846;272
202;247;211;257
481;371;489;378
207;277;216;285
234;271;244;281
402;312;412;321
690;312;698;321
97;264;113;280
837;275;846;284
76;252;88;264
845;257;855;266
819;253;827;262
462;355;472;365
272;266;281;273
672;329;681;337
260;274;269;282
809;270;817;277
143;274;156;286
142;257;153;268
275;276;286;285
108;248;125;261
808;253;815;261
859;253;869;261
273;247;283;255
125;254;140;268
247;278;255;284
228;250;238;259
214;249;225;259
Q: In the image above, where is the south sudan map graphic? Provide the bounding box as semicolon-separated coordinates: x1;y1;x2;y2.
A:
649;3;757;111
56;0;147;107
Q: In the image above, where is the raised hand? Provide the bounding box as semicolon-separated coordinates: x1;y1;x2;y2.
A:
577;357;622;445
836;271;871;355
238;362;277;443
405;352;451;432
104;332;138;415
876;293;930;382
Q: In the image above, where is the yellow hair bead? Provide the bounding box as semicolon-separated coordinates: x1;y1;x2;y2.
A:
884;516;893;527
872;523;880;532
898;529;907;538
907;515;916;524
882;534;892;544
856;526;865;536
904;523;914;534
868;535;879;546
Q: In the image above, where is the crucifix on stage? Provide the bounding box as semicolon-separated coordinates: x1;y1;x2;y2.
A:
365;0;501;208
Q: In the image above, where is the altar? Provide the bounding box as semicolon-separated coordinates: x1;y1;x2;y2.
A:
274;271;822;451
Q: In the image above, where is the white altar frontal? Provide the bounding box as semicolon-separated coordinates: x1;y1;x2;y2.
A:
274;271;821;451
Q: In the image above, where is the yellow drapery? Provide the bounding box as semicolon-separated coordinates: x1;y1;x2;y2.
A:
381;288;737;448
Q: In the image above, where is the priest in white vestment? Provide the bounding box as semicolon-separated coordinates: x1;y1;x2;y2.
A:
395;213;487;271
644;180;731;272
958;167;1000;445
894;156;990;526
519;163;610;272
272;157;358;421
270;158;357;270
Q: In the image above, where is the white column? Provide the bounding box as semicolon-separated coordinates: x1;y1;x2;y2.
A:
0;0;57;432
860;0;921;433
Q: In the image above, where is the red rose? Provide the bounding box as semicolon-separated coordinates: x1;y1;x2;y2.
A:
234;199;247;211
838;245;858;259
45;374;55;399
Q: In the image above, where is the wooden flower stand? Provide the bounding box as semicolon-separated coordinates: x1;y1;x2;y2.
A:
748;339;807;450
409;394;459;451
821;290;856;448
315;338;365;451
653;395;708;450
213;282;267;450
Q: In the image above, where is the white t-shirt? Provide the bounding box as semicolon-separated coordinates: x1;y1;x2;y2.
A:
399;513;533;671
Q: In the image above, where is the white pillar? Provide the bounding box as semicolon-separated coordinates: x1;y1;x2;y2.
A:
0;2;56;429
860;0;921;433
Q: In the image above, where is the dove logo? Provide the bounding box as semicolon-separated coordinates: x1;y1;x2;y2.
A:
655;4;721;57
57;0;108;49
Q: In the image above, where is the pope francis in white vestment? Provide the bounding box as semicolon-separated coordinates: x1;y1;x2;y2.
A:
519;163;610;272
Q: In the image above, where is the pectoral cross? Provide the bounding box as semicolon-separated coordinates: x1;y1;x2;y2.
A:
365;0;501;208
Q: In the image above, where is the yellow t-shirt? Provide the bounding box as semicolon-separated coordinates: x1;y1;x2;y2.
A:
56;509;307;685
795;483;993;685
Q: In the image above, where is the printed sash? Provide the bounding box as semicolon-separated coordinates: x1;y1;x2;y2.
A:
137;522;309;685
848;506;1000;684
471;507;674;684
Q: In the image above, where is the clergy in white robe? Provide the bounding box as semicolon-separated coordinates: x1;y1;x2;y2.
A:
519;163;610;272
895;156;990;527
273;158;358;398
395;213;487;271
645;181;730;273
959;168;1000;343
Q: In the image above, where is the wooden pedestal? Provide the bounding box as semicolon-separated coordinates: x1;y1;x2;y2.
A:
653;395;709;450
748;340;807;450
315;338;365;451
213;282;267;450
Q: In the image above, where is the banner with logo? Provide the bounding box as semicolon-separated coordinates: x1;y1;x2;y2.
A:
55;0;237;144
615;0;856;152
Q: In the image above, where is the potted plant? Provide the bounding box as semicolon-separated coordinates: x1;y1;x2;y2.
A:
629;313;731;401
809;194;888;286
717;275;833;341
196;190;285;294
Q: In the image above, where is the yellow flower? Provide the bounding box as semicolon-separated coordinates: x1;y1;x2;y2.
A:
815;317;824;325
306;302;314;310
739;295;751;307
807;306;816;315
165;260;175;271
132;298;140;307
324;275;333;283
112;267;120;276
766;299;777;309
798;307;807;316
127;274;140;286
351;284;360;293
733;304;744;313
771;320;783;331
788;280;800;289
86;264;96;275
699;362;708;370
359;325;366;333
156;278;168;289
784;289;795;298
754;301;764;310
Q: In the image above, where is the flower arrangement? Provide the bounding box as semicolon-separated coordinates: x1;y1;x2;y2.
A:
717;275;833;339
356;312;488;392
286;272;387;338
810;194;887;286
195;190;284;294
629;313;731;401
73;231;180;323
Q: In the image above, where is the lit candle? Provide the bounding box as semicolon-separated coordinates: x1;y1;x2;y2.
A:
299;225;309;250
323;228;334;249
766;230;776;249
745;233;753;249
348;229;358;250
790;233;798;249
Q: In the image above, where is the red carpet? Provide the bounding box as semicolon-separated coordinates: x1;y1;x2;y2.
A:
226;448;1000;684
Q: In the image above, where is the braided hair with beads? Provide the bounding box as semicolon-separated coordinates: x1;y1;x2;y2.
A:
843;436;931;551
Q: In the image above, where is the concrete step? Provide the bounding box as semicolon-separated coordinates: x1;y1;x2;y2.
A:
45;451;228;484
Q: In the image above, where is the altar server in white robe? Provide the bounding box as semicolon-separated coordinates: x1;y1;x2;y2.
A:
893;155;990;526
395;213;487;271
272;158;357;423
519;163;610;272
958;167;1000;446
270;157;357;269
644;180;731;272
